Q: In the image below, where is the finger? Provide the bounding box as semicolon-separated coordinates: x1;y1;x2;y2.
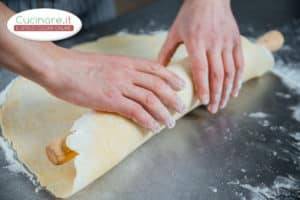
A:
133;72;186;113
135;61;185;91
123;86;175;129
220;49;235;109
231;42;245;97
158;30;181;66
189;49;210;105
114;96;161;133
207;49;224;114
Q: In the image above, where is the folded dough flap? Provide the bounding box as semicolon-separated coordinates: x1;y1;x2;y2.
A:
0;32;276;198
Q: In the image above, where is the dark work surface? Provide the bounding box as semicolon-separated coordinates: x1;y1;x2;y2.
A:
0;0;300;200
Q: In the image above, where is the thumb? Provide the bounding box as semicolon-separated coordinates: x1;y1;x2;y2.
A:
158;31;181;66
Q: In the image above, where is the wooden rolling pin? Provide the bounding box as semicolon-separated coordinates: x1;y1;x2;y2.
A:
46;30;284;166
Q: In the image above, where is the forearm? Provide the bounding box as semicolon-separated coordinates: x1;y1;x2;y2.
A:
0;3;58;85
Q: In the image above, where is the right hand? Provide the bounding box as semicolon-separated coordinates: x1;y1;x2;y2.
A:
42;47;186;132
159;0;244;113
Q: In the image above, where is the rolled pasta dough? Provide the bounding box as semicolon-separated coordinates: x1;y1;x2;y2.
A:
0;32;274;198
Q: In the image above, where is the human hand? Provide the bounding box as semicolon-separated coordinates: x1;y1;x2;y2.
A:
0;3;186;132
42;48;186;132
159;0;244;113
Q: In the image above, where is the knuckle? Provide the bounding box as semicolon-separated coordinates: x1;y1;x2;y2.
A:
224;76;233;86
169;74;181;85
186;40;199;53
234;34;242;43
224;69;234;79
223;41;235;50
236;62;244;71
212;71;224;82
207;47;219;55
153;80;166;91
160;69;172;80
193;68;208;82
148;64;160;72
104;89;117;99
186;27;197;38
223;36;234;46
144;92;157;106
129;105;143;119
209;38;222;49
136;112;149;124
234;39;241;46
166;70;176;79
210;34;220;43
101;89;119;104
196;65;208;74
126;108;136;118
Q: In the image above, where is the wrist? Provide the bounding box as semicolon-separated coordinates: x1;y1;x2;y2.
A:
22;42;66;88
28;43;66;88
0;3;64;88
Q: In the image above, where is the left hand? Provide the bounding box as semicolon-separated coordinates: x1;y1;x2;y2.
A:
158;0;244;113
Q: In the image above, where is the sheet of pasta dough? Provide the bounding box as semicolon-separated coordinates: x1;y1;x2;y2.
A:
0;32;274;198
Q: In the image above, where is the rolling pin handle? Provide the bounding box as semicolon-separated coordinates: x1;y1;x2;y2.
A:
256;30;284;52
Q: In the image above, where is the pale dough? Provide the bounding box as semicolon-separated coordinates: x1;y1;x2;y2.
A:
0;32;274;198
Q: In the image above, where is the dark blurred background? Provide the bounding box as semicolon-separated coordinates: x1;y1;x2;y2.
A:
2;0;300;30
115;0;300;28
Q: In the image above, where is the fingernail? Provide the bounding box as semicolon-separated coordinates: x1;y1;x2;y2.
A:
220;104;225;110
234;89;240;98
166;118;176;129
212;105;218;113
151;122;161;133
221;89;231;109
176;97;186;113
220;100;228;110
234;89;239;97
201;94;210;105
228;83;233;95
238;81;243;90
208;104;218;114
208;105;211;112
220;101;226;109
235;82;243;97
216;92;221;101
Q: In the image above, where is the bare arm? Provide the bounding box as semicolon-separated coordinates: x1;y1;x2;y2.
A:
0;2;57;85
